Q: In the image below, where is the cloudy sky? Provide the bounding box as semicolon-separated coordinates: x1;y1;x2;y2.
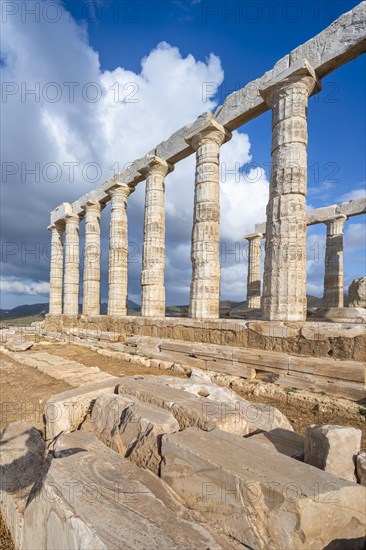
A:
1;0;365;309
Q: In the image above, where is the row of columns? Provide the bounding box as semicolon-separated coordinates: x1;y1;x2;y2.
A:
244;213;348;310
50;61;328;321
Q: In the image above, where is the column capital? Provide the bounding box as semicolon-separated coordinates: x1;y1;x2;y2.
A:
138;155;174;178
325;214;347;235
244;232;263;241
107;181;135;199
64;212;80;223
47;221;64;232
185;117;231;151
260;59;321;107
82;199;103;213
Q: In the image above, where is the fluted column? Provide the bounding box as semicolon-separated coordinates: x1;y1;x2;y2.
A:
245;232;263;309
82;200;102;315
186;118;231;319
140;157;173;317
108;183;134;316
48;222;64;315
323;214;347;308
260;61;321;321
63;212;80;316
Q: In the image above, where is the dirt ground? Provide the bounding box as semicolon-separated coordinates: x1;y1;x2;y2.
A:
0;513;14;550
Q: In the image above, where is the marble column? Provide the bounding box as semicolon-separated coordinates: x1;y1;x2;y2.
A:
63;212;80;316
82;200;102;315
245;232;263;309
260;61;321;321
107;183;134;316
48;222;64;315
185;118;231;319
140;157;173;317
323;214;347;308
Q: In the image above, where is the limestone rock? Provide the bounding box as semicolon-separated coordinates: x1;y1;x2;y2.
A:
0;421;48;549
304;424;361;482
23;430;240;549
45;379;120;441
82;393;179;474
349;277;366;308
117;375;292;435
5;340;33;352
356;453;366;486
161;427;366;549
248;428;304;460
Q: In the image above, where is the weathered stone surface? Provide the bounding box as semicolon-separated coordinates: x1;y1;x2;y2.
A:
0;421;48;549
82;393;179;474
161;427;366;549
63;211;80;316
82;200;102;315
244;232;263;309
23;430;239;549
45;379;120;441
304;424;361;482
117;375;292;435
356;452;366;486
248;427;304;459
48;222;64;316
323;215;347;308
349;277;366;308
5;340;33;352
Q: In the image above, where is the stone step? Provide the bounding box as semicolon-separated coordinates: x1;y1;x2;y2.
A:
247;427;304;459
161;427;366;549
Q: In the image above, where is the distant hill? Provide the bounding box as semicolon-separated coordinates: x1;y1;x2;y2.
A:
0;295;337;321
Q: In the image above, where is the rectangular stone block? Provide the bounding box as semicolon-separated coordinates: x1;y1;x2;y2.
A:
161;428;366;549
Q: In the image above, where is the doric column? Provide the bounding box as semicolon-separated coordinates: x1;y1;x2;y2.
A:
139;157;173;317
107;183;134;316
63;212;80;316
48;222;64;315
82;200;102;315
245;232;263;309
185;118;231;319
260;60;321;321
323;214;347;308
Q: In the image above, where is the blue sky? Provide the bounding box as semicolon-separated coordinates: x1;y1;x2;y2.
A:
1;0;365;308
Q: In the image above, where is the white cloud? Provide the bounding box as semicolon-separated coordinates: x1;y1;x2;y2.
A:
344;223;366;253
339;188;366;202
1;2;270;306
0;278;50;296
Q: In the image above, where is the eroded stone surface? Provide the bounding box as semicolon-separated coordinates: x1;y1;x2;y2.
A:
356;453;366;486
0;421;48;549
349;277;366;308
304;424;361;482
82;393;179;474
45;379;119;441
23;430;240;550
247;427;304;459
161;427;366;549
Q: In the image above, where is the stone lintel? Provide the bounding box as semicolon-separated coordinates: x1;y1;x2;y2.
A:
260;59;322;103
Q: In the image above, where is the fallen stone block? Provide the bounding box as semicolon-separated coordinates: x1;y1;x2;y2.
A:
23;430;240;549
0;421;49;549
356;453;366;486
349;277;366;308
45;378;119;441
304;424;361;482
82;393;179;474
247;428;304;460
117;375;247;435
154;375;292;433
161;428;366;550
5;340;33;352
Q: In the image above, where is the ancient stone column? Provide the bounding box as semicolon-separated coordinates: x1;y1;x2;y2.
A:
139;157;173;317
186;118;231;319
260;61;321;321
107;183;134;316
48;222;64;315
63;212;80;316
82;200;102;315
323;214;347;308
245;232;263;309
